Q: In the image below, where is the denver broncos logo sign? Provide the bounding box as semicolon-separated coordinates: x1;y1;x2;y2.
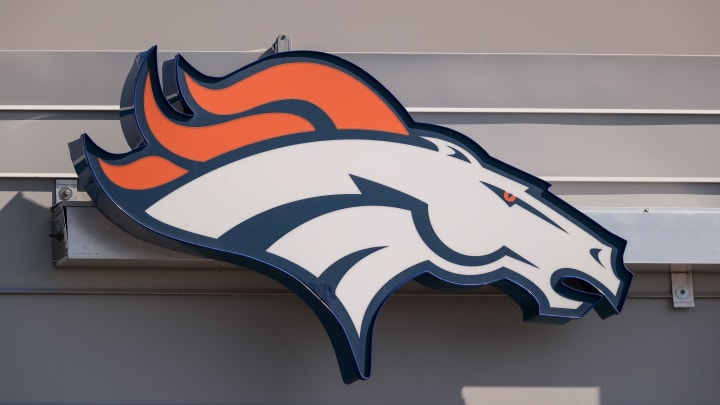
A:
70;46;632;383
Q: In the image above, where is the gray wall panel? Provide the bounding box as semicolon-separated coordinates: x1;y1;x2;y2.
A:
1;0;719;55
360;54;720;110
0;52;261;107
4;51;720;111
0;295;718;404
550;182;720;209
0;115;125;174
420;113;720;179
3;112;720;179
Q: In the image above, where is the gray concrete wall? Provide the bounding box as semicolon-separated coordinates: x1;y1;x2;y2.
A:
1;1;719;404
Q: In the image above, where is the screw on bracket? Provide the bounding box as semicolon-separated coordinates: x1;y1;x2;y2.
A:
675;286;690;299
59;186;74;200
55;179;79;204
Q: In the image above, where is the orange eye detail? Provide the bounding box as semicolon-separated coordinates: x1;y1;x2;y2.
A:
503;191;517;203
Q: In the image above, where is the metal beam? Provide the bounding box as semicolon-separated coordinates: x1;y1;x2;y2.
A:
52;201;720;268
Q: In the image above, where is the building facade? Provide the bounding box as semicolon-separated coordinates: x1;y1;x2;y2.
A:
1;1;719;403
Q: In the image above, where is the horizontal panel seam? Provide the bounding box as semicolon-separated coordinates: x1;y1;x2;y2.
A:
4;173;720;184
2;105;720;115
0;288;714;298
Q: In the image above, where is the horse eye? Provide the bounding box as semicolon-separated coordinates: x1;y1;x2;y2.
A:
503;191;517;204
481;182;520;207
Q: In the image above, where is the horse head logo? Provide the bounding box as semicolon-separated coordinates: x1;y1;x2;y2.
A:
70;47;632;383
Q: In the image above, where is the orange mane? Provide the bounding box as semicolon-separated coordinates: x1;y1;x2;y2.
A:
184;62;409;137
99;55;409;190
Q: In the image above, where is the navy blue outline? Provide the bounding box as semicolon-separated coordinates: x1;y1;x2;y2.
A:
69;46;633;383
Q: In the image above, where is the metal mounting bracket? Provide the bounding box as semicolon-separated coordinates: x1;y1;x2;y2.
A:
55;179;79;204
671;264;695;308
259;33;292;59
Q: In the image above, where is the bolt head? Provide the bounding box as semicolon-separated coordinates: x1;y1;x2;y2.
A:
675;286;690;299
58;186;73;200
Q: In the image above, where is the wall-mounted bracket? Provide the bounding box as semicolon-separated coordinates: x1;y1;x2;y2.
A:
52;180;232;268
55;179;81;204
671;264;695;308
259;33;291;59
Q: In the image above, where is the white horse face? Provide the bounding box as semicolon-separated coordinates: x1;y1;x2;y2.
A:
417;136;631;320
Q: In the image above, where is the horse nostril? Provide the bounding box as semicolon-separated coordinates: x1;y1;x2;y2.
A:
589;248;603;267
560;277;601;296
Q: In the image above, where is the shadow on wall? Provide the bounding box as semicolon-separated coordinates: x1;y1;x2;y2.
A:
0;191;52;276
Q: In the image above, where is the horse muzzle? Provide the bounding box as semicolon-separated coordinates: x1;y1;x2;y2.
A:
551;264;633;319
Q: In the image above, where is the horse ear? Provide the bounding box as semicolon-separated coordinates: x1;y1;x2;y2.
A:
178;56;410;136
